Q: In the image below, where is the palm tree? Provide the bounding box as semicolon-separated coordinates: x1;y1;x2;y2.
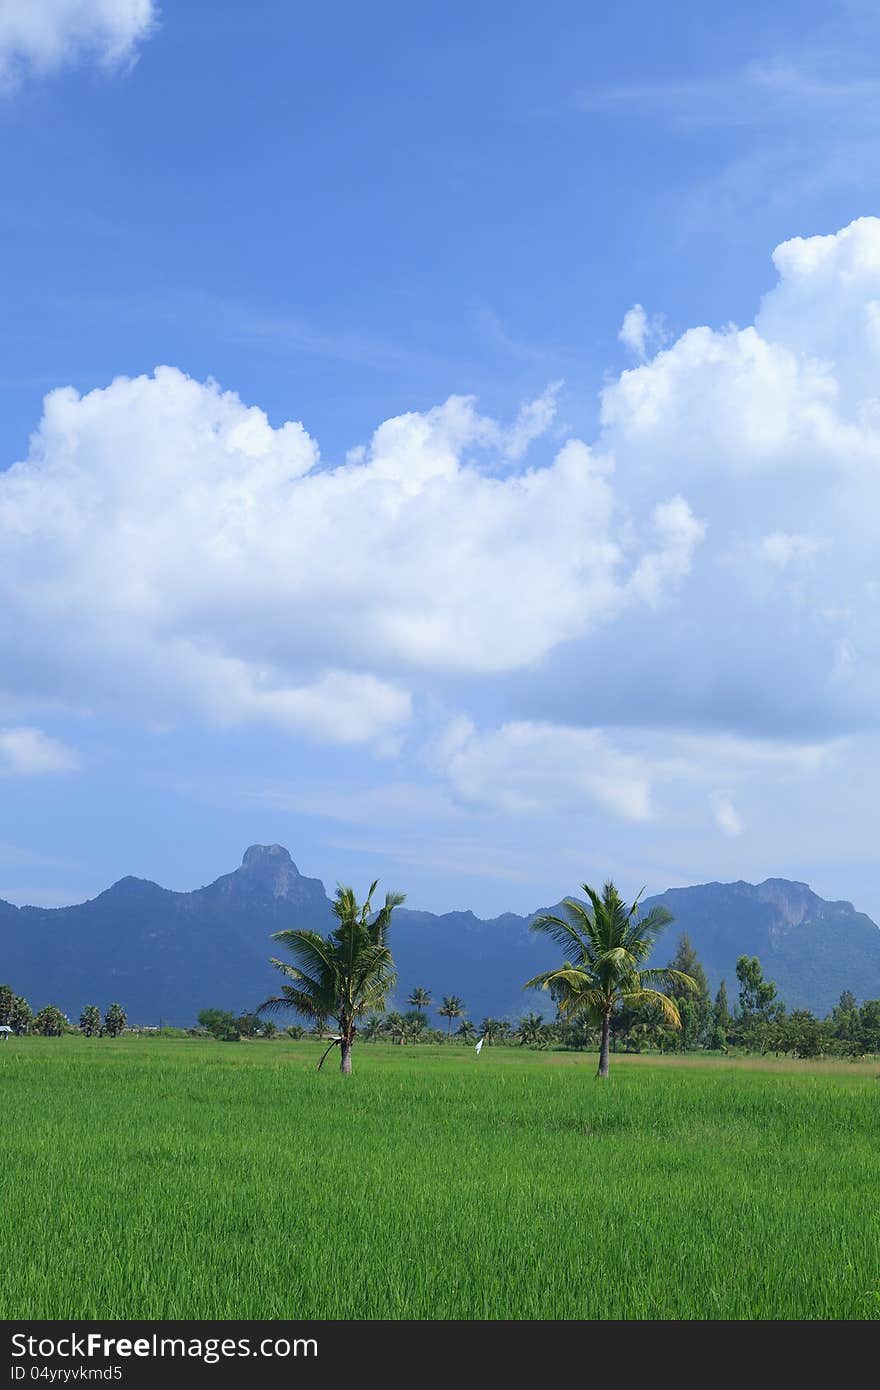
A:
362;1013;386;1040
438;995;464;1034
456;1019;477;1042
385;1011;407;1044
403;1010;428;1043
517;1012;548;1048
408;986;432;1020
259;881;405;1073
525;880;695;1078
479;1017;506;1045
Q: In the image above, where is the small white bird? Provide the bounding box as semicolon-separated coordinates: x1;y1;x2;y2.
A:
475;1036;485;1055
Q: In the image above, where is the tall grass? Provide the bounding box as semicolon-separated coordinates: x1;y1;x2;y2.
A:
1;1037;878;1319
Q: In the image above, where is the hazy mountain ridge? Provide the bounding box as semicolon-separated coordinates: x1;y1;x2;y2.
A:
1;846;878;1022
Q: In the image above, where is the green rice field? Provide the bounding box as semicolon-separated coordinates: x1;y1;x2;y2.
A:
1;1036;879;1320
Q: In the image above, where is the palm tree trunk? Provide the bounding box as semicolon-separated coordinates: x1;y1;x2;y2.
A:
597;1010;611;1079
340;1038;353;1074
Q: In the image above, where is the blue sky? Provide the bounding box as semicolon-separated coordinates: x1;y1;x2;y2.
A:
3;1;880;921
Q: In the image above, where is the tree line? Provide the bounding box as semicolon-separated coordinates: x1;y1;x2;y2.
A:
6;875;880;1070
254;876;880;1075
0;985;126;1037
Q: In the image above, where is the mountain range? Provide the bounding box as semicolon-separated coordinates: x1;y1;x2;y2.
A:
1;844;879;1024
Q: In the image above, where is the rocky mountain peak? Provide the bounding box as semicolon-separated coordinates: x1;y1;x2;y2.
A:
235;844;301;899
241;844;298;874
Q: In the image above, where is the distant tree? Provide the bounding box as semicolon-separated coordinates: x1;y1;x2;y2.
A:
33;1005;67;1036
734;956;784;1051
259;881;405;1074
79;1005;101;1037
714;979;731;1029
526;881;694;1078
455;1019;477;1042
0;983;12;1027
517;1012;549;1047
479;1018;505;1045
10;996;32;1035
285;1025;305;1040
362;1013;386;1040
667;934;711;1049
408;987;432;1019
735;956;778;1016
103;1003;127;1038
403;1009;427;1040
781;1009;822;1059
385;1011;406;1044
235;1013;262;1038
619;996;676;1053
556;1013;595;1051
706;979;730;1050
260;1019;278;1038
384;1011;423;1045
438;995;464;1034
827;991;861;1052
197;1008;240;1041
859;1000;880;1054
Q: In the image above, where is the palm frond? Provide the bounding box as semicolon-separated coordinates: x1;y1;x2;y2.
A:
530;906;591;961
639;967;698;994
621;988;683;1027
258;987;324;1019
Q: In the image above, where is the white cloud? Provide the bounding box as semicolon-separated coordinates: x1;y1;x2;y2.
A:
432;718;838;828
502;381;563;459
0;1;157;89
0;726;79;775
436;718;653;822
759;531;823;567
7;213;880;809
618;304;667;360
627;496;705;606
710;793;743;837
583;56;880;130
0;367;700;744
591;216;880;736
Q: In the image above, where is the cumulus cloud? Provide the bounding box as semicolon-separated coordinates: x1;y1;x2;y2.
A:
584;215;880;738
6;211;880;826
0;367;700;744
0;0;157;89
0;726;79;775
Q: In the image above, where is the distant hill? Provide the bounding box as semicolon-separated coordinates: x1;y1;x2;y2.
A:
1;845;878;1023
643;878;880;1016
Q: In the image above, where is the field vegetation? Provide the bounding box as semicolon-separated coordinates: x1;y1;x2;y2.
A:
1;1036;878;1321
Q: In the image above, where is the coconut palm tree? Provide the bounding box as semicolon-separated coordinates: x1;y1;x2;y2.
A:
456;1019;477;1042
438;995;464;1034
385;1011;407;1044
517;1012;548;1048
525;880;695;1078
408;986;432;1020
259;881;404;1073
404;1010;427;1037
